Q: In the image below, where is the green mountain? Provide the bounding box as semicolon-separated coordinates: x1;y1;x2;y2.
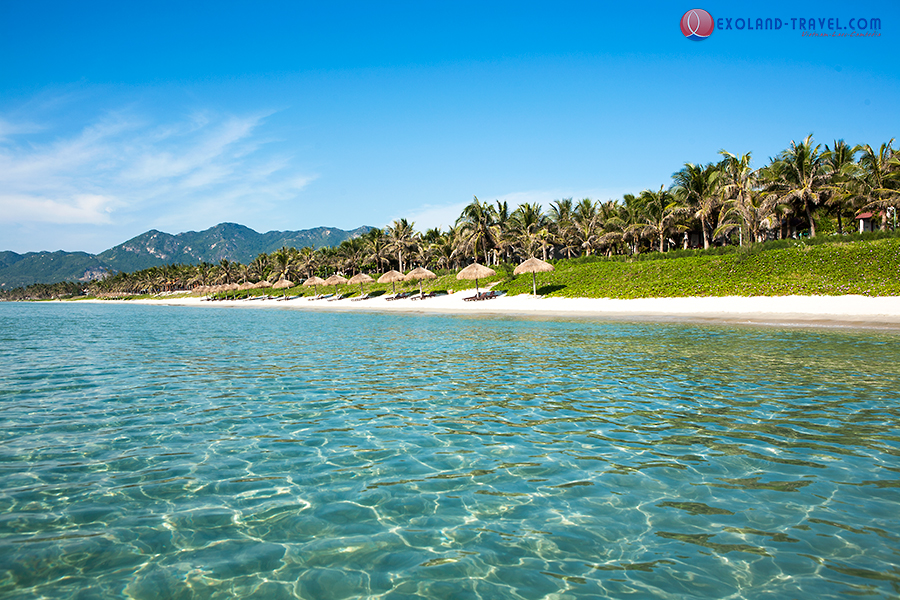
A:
0;251;111;290
0;223;373;289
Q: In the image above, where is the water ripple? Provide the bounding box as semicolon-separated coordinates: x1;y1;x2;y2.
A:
1;302;899;599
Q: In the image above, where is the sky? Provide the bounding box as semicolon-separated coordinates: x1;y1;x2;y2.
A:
1;0;898;254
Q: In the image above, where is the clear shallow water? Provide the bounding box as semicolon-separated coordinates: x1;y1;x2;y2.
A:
1;302;899;600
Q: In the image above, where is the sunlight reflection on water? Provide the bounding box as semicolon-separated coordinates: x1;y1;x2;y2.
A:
1;302;899;599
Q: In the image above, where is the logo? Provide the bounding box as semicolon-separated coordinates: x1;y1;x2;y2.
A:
681;9;715;39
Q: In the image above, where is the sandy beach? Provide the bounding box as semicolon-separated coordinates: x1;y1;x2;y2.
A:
84;293;900;329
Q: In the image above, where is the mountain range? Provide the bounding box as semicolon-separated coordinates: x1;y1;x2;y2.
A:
0;223;372;289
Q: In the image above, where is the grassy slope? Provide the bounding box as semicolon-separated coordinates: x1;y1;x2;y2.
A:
493;238;900;299
197;238;899;301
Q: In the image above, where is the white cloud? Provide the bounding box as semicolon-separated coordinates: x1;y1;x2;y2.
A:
0;107;313;233
1;193;116;225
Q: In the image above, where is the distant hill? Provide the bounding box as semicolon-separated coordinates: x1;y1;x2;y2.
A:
0;251;111;290
0;223;373;289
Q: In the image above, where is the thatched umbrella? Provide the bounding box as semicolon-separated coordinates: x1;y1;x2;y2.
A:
302;275;326;296
239;282;255;290
254;280;272;289
514;257;555;295
348;273;374;295
456;262;496;294
406;266;436;296
324;273;348;297
377;269;406;294
273;278;294;298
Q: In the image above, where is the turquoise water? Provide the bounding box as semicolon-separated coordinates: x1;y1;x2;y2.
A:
1;302;899;599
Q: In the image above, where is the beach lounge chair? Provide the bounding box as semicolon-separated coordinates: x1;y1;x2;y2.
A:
411;291;438;301
351;293;370;302
328;294;346;302
386;292;412;301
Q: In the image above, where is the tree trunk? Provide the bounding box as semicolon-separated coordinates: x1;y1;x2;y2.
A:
701;216;710;249
806;205;816;238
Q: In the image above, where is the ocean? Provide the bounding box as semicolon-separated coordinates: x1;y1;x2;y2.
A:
1;301;899;599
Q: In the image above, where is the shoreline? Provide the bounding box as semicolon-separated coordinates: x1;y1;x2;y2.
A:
70;293;900;330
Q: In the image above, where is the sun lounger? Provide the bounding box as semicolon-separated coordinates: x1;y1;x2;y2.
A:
385;292;412;301
327;294;346;302
464;290;502;302
351;293;370;302
411;291;439;301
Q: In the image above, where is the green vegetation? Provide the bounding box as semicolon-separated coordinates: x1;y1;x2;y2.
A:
494;238;900;298
2;135;898;302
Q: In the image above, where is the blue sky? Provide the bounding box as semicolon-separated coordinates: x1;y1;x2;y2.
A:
1;0;898;253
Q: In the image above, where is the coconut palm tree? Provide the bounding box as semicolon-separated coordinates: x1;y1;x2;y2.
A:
456;196;497;264
511;202;548;260
271;247;292;282
493;200;516;263
770;135;828;237
629;186;685;252
672;162;719;249
386;218;418;272
857;139;900;229
717;151;767;244
249;253;270;282
821;140;861;234
571;198;600;255
548;198;578;259
363;228;391;273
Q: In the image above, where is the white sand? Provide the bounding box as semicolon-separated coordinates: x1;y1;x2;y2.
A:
94;292;900;329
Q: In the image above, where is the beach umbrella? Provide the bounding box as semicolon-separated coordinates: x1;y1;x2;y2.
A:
238;282;255;290
348;273;374;295
254;280;272;289
273;278;294;298
302;275;326;296
456;262;496;294
377;269;406;294
324;273;348;296
405;266;436;296
514;257;555;296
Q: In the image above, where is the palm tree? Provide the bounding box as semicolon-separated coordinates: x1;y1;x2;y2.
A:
249;253;270;282
271;247;292;282
630;186;685;252
548;198;578;259
857;139;900;229
821;140;860;234
672;162;719;249
572;198;600;255
456;196;497;264
717;151;765;244
386;218;418;272
363;228;391;273
493;200;516;263
771;135;828;237
511;202;548;260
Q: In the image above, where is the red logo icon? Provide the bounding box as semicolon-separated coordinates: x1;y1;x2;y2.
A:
681;9;714;39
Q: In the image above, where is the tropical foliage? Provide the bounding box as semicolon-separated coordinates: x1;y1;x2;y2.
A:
2;135;897;300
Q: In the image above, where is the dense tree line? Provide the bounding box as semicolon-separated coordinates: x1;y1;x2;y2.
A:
3;135;897;300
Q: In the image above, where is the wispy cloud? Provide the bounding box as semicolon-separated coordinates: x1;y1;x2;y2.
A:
0;106;315;233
